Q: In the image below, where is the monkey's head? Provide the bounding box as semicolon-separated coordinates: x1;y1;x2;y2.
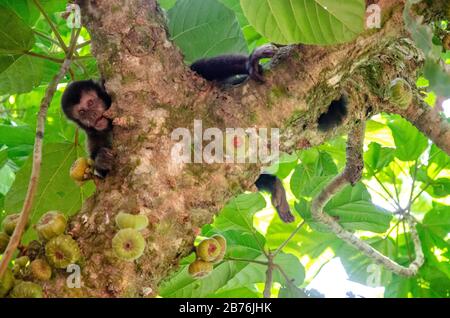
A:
61;80;112;131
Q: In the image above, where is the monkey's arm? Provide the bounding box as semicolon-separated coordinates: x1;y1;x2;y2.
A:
255;174;295;223
190;44;277;84
86;130;113;178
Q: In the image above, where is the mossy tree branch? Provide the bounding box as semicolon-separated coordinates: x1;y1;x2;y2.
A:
310;121;424;277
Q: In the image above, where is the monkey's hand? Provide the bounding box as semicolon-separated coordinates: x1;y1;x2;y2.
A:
94;147;114;178
248;44;278;83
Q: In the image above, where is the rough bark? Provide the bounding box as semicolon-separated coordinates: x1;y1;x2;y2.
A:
37;0;449;297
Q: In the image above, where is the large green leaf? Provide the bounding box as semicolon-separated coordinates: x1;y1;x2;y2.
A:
290;150;338;199
427;144;450;179
0;55;58;95
240;0;365;45
219;0;249;27
297;183;392;233
0;163;15;196
168;0;248;63
159;261;243;298
364;142;395;177
278;285;309;298
385;274;449;298
160;228;268;297
422;203;450;239
422;178;450;198
0;5;34;54
417;224;450;281
423;59;450;98
1;0;67;26
208;287;260;298
0;125;35;147
0;147;8;169
337;237;395;287
388;116;428;162
3;142;95;242
263;152;298;179
213;192;266;234
158;0;177;10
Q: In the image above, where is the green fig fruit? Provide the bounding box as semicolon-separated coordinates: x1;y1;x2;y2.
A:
30;259;52;281
115;212;149;231
112;228;146;261
0;268;14;298
36;211;67;241
10;281;43;298
389;78;413;109
196;238;221;262
45;235;81;269
188;260;213;279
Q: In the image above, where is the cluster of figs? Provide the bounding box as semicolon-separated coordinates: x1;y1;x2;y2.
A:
0;211;80;298
188;235;227;279
0;210;151;298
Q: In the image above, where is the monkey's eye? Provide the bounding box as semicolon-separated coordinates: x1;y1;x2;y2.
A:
79;109;86;116
87;99;94;107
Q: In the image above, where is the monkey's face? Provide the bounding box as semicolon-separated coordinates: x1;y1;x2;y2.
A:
73;90;109;131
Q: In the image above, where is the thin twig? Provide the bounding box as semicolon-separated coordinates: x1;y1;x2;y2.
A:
223;257;269;266
263;254;274;298
373;174;401;209
24;51;64;63
383;219;402;240
0;29;80;279
365;183;399;211
33;29;61;47
76;40;91;49
74;55;94;60
410;160;450;205
32;0;68;53
406;160;419;211
273;221;305;257
274;264;296;288
390;170;401;204
402;219;413;262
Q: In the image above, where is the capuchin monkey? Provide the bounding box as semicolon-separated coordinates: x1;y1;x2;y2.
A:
61;79;113;178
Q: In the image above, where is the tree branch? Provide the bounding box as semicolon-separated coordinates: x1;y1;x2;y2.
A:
391;97;450;155
263;255;274;298
310;121;424;277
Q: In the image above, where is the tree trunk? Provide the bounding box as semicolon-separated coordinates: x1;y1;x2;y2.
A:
40;0;449;297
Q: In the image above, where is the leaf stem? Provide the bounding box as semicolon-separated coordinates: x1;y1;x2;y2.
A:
24;51;64;63
32;0;69;53
273;220;305;257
